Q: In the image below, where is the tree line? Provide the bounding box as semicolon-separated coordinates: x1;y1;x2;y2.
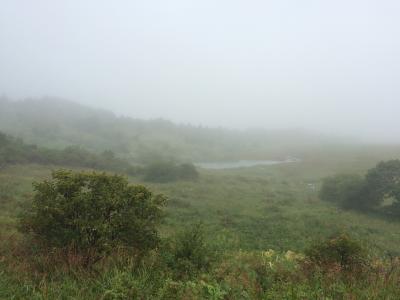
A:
0;131;198;182
0;131;128;171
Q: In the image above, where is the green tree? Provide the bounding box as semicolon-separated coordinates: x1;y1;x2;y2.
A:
363;160;400;210
319;174;365;209
19;170;166;266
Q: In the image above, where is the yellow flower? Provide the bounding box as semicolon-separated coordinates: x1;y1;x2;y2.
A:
285;250;304;261
285;250;296;261
262;249;275;258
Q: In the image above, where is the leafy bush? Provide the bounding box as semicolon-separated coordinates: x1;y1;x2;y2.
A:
320;161;400;214
19;170;166;267
163;224;217;278
319;174;365;209
305;234;367;273
364;160;400;210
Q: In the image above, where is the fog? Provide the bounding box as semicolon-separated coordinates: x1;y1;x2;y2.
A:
1;0;399;142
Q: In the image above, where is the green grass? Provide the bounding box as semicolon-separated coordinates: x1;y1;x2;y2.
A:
2;149;400;298
2;155;400;253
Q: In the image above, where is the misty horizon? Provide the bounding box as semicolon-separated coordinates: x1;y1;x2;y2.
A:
0;95;378;146
1;1;399;142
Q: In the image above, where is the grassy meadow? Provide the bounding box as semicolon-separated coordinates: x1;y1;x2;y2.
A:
1;99;400;299
2;146;400;299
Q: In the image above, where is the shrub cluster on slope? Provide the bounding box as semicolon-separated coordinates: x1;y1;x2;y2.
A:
0;131;128;171
319;160;400;216
0;131;200;183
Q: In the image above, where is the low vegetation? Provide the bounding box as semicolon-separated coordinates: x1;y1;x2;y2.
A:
1;165;400;298
304;233;368;273
143;161;199;183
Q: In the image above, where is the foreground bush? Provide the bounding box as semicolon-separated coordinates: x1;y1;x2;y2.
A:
162;224;220;279
2;232;400;299
173;224;215;275
305;233;368;273
19;170;166;267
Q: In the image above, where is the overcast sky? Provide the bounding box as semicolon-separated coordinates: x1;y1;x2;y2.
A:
0;0;399;141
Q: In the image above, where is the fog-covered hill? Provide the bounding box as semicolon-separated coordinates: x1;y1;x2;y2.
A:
0;97;355;163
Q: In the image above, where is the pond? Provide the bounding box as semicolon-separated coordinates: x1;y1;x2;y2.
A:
195;157;300;170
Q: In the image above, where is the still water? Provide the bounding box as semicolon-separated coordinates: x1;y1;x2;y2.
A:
195;158;299;170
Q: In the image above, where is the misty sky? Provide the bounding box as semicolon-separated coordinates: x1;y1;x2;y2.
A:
1;0;399;141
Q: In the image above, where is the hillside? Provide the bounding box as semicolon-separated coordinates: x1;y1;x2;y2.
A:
0;97;353;163
0;130;131;172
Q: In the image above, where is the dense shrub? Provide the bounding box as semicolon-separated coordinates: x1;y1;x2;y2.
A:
19;170;166;267
163;224;217;278
363;160;400;210
320;160;400;215
305;234;368;273
319;174;365;209
143;161;198;182
177;163;199;180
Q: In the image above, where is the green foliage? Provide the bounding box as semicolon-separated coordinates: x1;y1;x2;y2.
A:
319;174;365;209
305;233;368;273
364;160;400;210
0;131;131;171
19;170;166;266
143;161;198;183
177;163;199;180
320;160;400;215
164;224;218;278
